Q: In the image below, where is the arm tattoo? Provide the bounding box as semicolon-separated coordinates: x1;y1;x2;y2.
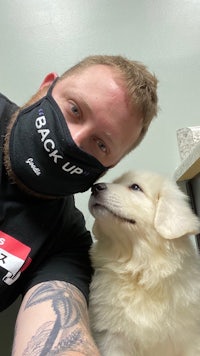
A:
19;281;97;356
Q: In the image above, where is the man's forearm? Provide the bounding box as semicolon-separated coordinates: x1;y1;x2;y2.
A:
12;281;100;356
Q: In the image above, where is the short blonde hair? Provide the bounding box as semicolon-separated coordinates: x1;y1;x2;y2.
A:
60;55;158;151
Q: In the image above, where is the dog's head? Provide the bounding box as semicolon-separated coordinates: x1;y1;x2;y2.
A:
89;171;200;243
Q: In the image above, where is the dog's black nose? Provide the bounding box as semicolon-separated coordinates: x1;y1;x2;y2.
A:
91;183;107;196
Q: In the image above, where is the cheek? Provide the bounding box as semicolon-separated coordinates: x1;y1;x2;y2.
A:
114;124;143;161
126;118;143;149
128;196;155;223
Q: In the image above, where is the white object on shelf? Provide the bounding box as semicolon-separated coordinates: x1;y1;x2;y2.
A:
177;126;200;161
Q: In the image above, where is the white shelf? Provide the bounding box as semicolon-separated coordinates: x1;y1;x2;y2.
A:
174;141;200;182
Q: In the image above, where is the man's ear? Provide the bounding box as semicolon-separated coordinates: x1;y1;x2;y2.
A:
39;72;58;89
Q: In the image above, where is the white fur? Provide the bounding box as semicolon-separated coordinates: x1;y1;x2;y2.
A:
88;171;200;356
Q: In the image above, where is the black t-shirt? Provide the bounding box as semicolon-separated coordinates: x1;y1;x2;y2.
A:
0;93;93;311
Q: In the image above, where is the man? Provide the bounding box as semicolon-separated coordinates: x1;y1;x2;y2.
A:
0;55;158;355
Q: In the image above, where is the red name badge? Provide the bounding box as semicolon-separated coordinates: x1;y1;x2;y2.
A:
0;231;32;285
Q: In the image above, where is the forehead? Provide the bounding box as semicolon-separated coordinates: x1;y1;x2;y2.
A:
66;64;123;83
60;64;127;100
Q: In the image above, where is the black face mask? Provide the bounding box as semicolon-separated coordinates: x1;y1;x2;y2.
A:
9;80;108;197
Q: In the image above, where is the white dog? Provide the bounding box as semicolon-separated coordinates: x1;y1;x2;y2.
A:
88;171;200;356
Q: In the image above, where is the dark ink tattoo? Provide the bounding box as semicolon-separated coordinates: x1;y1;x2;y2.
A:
23;322;54;355
20;281;97;356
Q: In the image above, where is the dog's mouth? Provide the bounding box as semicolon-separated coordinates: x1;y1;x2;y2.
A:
92;203;136;225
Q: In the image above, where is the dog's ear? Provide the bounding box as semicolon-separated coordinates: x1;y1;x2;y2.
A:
154;181;200;239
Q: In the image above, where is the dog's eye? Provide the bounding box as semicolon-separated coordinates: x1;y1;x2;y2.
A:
130;183;143;192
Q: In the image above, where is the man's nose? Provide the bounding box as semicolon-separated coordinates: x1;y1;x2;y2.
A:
72;126;91;150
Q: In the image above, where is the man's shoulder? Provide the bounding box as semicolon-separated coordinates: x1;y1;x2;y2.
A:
62;196;88;233
0;92;16;106
0;93;19;116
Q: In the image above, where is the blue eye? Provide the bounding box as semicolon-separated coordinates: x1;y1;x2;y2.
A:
130;183;143;192
96;139;107;153
68;101;80;117
71;104;79;116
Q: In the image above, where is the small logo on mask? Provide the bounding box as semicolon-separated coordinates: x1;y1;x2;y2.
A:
26;158;41;176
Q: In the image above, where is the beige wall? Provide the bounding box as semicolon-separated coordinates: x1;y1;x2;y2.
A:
0;0;200;354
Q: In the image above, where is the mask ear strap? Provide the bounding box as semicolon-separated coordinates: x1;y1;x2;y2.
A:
47;77;60;96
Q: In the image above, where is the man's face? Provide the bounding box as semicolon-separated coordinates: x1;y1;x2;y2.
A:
45;65;142;167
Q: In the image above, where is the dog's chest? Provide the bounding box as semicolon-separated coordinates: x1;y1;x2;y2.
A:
90;269;164;321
